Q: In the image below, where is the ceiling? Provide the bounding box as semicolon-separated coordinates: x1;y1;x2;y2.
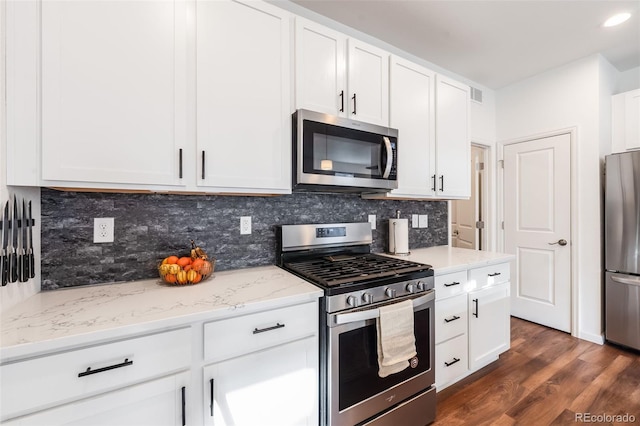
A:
290;0;640;89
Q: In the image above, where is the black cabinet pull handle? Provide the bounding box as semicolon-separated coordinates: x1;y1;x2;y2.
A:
179;149;183;179
473;298;479;318
439;175;444;192
201;151;206;180
253;323;285;334
352;93;357;115
445;357;461;367
339;90;344;112
444;315;461;323
181;386;186;426
431;175;436;192
78;358;133;377
209;378;214;417
444;281;460;287
488;272;501;277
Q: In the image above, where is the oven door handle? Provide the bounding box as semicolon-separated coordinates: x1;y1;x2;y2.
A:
333;291;435;325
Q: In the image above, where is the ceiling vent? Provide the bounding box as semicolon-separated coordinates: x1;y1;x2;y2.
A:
470;86;483;104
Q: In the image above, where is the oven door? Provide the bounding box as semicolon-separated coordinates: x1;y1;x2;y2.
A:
327;291;435;426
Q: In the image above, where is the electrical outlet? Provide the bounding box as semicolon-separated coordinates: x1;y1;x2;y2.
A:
412;214;419;228
94;218;114;243
368;214;376;230
240;216;252;235
419;214;428;228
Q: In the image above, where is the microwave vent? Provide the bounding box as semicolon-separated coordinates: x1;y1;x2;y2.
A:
470;86;483;104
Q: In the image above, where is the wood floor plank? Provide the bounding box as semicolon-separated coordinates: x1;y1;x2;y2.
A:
434;317;640;425
569;354;634;413
580;357;640;417
519;340;592;391
550;409;580;425
506;358;605;424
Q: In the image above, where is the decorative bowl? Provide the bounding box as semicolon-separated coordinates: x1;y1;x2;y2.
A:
158;256;215;285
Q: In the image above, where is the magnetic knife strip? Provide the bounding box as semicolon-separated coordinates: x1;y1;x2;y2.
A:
0;195;36;286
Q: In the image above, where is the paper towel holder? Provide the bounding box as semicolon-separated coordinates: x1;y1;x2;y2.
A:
388;210;410;256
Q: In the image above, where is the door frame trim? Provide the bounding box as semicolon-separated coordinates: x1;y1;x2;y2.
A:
473;143;489;251
498;127;578;338
448;141;492;250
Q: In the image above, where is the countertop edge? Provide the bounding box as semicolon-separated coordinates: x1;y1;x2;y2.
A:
1;287;322;363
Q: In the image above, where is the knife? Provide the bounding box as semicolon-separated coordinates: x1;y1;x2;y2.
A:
18;199;27;282
1;201;8;286
27;201;35;279
8;195;18;283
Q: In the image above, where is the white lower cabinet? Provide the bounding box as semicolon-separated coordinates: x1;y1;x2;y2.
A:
204;337;318;426
435;294;468;388
434;261;511;391
468;281;510;370
1;328;192;425
435;334;468;388
202;301;319;425
3;372;189;426
1;300;320;426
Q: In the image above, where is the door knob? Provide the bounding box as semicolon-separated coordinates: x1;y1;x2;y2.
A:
549;239;568;246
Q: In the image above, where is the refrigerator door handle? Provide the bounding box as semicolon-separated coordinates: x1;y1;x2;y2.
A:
611;275;640;287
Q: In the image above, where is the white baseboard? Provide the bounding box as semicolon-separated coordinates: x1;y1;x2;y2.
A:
578;330;605;345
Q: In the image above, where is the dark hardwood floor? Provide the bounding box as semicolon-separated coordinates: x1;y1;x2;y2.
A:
434;317;640;425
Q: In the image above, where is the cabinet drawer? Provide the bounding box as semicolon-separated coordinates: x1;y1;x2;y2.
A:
1;327;191;421
204;301;317;362
468;262;510;289
435;271;467;300
435;295;467;344
435;334;468;388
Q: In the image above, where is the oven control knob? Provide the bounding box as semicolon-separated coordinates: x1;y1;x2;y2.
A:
385;288;397;298
362;292;373;304
417;281;426;292
346;295;358;307
406;283;416;293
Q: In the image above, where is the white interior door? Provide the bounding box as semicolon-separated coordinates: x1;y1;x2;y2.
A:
453;146;483;249
504;133;571;332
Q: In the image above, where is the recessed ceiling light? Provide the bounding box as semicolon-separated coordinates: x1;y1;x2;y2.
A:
603;12;631;27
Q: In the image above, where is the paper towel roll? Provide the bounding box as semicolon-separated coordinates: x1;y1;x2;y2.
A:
388;218;409;255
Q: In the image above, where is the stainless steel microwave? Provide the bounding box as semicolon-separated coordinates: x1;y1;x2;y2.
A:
292;109;398;192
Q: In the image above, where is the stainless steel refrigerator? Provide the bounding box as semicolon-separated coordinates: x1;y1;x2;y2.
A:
605;150;640;350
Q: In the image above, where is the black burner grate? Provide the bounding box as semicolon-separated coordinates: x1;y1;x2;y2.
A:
284;253;431;287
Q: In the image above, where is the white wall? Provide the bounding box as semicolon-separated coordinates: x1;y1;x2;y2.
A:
0;2;41;312
496;54;617;344
616;66;640;94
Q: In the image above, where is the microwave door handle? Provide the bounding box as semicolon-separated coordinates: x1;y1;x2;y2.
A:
381;136;393;179
333;291;434;325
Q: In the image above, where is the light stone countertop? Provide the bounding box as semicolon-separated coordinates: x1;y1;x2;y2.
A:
0;266;322;362
385;246;515;274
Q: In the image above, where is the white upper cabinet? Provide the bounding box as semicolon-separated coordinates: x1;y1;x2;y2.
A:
434;75;471;198
624;89;640;151
387;56;435;197
40;0;188;187
295;18;346;117
196;0;291;193
347;39;389;126
294;18;389;126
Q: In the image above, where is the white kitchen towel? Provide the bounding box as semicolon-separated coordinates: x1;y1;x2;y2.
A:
376;299;417;378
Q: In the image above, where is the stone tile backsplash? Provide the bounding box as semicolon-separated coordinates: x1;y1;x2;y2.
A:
41;189;448;289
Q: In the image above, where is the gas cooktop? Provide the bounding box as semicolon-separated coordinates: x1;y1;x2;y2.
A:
284;253;431;287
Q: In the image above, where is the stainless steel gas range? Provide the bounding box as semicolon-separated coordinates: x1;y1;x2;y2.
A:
276;222;436;426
